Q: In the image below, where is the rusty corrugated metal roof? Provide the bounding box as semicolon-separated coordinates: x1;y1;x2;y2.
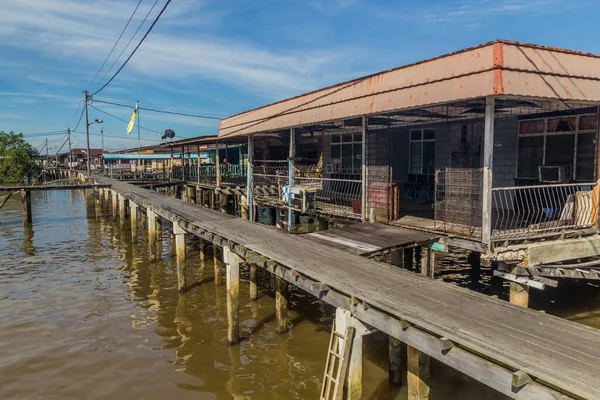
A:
218;40;600;138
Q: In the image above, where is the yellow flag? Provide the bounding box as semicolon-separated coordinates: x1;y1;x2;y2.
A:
126;103;138;134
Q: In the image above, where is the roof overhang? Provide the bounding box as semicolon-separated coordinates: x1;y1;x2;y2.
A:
218;40;600;138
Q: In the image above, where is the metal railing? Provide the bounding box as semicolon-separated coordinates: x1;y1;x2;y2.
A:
173;164;246;185
491;183;598;240
253;160;289;201
295;176;362;218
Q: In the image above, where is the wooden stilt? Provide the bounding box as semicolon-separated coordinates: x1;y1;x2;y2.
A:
224;246;240;345
420;247;434;278
118;195;126;223
404;247;414;271
275;276;289;333
111;190;118;219
130;203;138;239
510;282;529;308
335;309;369;400
147;209;157;261
173;223;187;292
249;263;258;301
469;251;481;285
389;336;407;386
407;345;430;400
199;238;207;278
21;190;32;226
240;194;249;220
213;244;223;285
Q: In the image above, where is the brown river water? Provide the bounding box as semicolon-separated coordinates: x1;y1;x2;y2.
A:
1;190;599;399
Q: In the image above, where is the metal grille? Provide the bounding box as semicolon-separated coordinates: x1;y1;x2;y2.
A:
366;130;394;222
491;183;598;240
253;160;289;203
434;168;483;239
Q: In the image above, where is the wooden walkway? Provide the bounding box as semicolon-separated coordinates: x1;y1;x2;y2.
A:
305;222;439;255
0;183;111;192
95;175;600;400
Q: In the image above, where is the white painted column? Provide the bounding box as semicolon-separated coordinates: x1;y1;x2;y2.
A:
224;246;240;345
482;96;495;246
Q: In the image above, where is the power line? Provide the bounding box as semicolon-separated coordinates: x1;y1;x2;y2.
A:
89;104;160;133
73;130;163;142
22;131;66;137
93;98;221;120
87;0;144;89
91;0;172;96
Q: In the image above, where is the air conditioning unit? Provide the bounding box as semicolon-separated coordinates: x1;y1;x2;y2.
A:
538;165;572;183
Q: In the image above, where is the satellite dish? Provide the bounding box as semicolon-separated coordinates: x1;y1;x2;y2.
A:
161;129;176;140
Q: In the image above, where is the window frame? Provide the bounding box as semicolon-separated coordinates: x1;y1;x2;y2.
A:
329;132;363;174
409;128;436;175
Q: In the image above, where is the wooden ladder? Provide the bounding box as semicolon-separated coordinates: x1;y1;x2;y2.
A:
320;324;355;400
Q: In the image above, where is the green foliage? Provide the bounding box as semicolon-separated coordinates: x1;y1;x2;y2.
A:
0;131;40;184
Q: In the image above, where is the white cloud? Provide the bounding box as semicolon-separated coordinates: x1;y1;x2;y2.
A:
0;0;348;100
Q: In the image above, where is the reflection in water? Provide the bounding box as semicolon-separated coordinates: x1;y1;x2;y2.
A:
0;190;598;399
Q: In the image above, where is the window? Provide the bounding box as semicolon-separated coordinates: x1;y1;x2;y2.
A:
409;129;435;174
518;113;599;181
329;132;362;174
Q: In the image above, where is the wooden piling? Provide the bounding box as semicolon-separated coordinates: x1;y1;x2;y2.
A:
275;276;288;333
213;244;223;285
118;195;126;222
335;309;368;400
199;238;207;278
130;202;138;239
510;282;529;308
111;190;118;219
420;247;434;278
389;336;407;386
249;263;258;301
21;190;32;226
173;223;187;292
147;209;157;260
224;246;240;345
407;345;430;400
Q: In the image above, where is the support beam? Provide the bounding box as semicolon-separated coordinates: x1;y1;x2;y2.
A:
249;263;258;301
335;308;371;400
213;244;223;285
247;135;254;222
173;222;187;292
130;202;138;239
224;246;240;345
389;336;407;386
361;116;367;221
275;276;289;333
482;96;495;246
408;345;430;400
21;190;32;226
147;209;157;261
288;128;295;232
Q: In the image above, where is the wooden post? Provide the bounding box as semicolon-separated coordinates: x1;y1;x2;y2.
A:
173;222;187;292
389;336;407;386
215;140;221;187
224;246;240;345
241;194;249;220
147;209;157;261
361;116;368;221
420;247;435;278
213;244;223;285
197;145;201;185
111;190;118;219
335;308;370;400
118;195;126;222
407;345;430;400
130;202;138;239
249;264;258;301
482;96;495;246
247;135;254;221
275;276;289;333
199;238;207;273
21;190;32;226
287;128;295;232
469;251;481;285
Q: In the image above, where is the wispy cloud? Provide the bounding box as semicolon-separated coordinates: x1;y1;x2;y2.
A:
422;0;560;23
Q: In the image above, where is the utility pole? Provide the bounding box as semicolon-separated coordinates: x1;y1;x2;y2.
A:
84;90;91;176
67;128;73;170
45;138;49;167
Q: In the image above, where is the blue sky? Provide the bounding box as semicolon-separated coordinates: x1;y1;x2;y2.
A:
1;0;600;153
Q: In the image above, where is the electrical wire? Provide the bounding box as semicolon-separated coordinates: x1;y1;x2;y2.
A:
91;0;172;95
89;104;160;133
73;130;163;142
86;0;144;89
93;98;222;120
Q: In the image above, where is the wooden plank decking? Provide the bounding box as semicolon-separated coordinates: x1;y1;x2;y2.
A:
305;222;439;255
95;175;600;399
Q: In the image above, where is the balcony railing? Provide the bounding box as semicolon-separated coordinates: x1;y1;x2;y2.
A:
173;164;246;185
491;183;598;240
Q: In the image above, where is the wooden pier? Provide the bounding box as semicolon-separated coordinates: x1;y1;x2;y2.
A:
92;174;600;400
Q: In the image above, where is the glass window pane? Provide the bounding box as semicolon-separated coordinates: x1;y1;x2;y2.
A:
576;132;595;181
410;142;422;174
331;145;341;159
546;134;575;166
342;134;353;143
331;134;341;143
353;133;362;142
517;136;543;178
410;130;422;141
422;141;435;174
423;129;435;140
